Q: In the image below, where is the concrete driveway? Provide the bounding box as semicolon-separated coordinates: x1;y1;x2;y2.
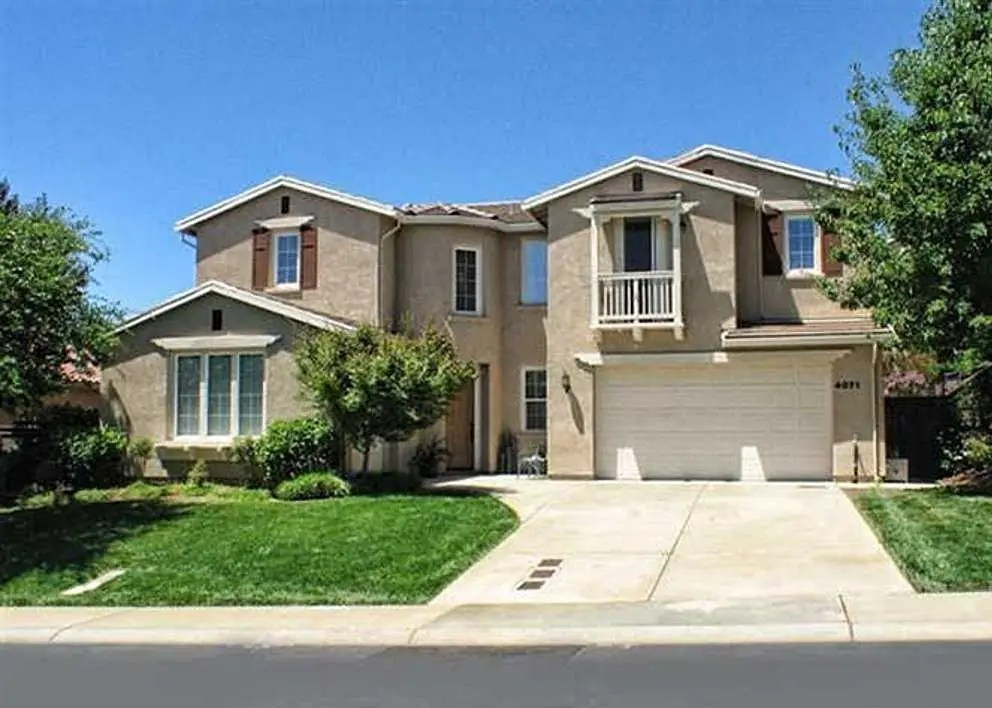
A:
430;477;912;605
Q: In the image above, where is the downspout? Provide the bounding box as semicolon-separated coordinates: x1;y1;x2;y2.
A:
375;218;402;327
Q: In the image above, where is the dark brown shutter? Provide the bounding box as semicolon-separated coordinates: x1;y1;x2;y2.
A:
300;226;318;290
821;230;843;277
251;229;270;290
761;212;784;276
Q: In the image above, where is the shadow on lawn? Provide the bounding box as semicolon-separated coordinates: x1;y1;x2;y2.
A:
0;501;190;586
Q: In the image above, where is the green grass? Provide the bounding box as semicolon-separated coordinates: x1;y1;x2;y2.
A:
0;489;517;606
855;488;992;592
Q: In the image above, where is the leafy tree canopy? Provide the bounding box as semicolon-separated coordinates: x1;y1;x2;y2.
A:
818;0;992;373
0;184;122;415
295;323;475;474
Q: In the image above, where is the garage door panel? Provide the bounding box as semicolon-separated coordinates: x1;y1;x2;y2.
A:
595;363;831;481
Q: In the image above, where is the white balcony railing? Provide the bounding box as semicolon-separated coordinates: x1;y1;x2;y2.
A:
597;270;677;325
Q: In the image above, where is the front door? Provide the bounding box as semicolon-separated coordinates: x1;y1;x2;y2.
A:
446;381;474;470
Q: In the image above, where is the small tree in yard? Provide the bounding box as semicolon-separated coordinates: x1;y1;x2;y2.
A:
0;184;121;416
295;323;475;475
816;1;992;479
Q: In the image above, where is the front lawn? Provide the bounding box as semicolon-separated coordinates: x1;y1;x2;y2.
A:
0;486;517;605
854;488;992;592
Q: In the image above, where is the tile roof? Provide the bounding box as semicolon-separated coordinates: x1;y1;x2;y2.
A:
400;201;541;226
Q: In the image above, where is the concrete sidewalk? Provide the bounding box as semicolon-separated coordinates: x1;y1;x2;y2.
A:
5;593;992;647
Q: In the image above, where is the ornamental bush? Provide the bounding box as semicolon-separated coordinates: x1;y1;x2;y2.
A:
232;417;339;489
273;471;350;501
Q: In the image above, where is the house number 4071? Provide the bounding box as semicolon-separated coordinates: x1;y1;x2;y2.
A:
834;380;861;390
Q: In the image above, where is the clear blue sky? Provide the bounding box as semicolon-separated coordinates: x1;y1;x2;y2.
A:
1;0;929;313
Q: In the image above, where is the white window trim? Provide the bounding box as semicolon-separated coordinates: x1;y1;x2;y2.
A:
172;352;267;442
452;245;483;315
782;213;821;278
520;238;548;305
520;366;547;432
271;232;302;290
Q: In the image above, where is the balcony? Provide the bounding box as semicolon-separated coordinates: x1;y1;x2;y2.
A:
597;271;677;326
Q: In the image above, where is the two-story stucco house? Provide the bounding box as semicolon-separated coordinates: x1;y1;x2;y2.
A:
106;145;889;481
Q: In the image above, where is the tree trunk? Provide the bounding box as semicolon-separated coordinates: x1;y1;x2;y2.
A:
361;448;371;475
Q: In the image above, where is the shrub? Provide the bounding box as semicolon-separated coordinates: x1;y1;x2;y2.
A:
273;471;350;501
187;459;208;487
229;436;264;487
53;424;128;490
348;471;421;496
408;436;448;478
244;417;340;489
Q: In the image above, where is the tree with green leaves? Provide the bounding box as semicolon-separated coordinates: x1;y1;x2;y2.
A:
295;323;476;475
0;184;122;416
818;0;992;378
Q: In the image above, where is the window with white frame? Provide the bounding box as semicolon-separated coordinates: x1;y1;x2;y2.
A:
174;353;265;438
520;239;547;305
522;368;547;431
785;215;818;274
453;247;481;314
273;232;300;287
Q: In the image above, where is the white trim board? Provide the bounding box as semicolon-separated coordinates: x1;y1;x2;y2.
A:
152;334;281;351
668;144;855;190
522;155;760;211
115;280;355;334
175;175;397;232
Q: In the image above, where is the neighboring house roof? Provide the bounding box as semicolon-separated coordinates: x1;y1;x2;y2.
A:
521;155;761;211
60;354;100;386
174;175;398;233
668;144;855;190
115;280;356;334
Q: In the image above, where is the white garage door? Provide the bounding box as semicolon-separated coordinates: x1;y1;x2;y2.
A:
595;362;832;481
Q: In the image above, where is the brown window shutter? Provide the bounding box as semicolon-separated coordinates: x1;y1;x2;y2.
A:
821;230;843;277
300;226;318;290
251;229;270;290
761;212;784;276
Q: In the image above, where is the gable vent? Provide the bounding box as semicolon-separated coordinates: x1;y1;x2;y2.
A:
280;196;290;214
632;171;644;192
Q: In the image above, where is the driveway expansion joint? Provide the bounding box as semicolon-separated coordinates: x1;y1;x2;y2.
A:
648;483;708;599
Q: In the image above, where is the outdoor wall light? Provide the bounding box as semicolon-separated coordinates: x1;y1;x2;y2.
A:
561;371;572;395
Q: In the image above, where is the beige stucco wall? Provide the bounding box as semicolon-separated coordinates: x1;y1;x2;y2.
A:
393;223;504;471
194;186;395;324
680;155;862;322
831;344;884;480
102;293;311;479
499;235;548;458
544;168;739;477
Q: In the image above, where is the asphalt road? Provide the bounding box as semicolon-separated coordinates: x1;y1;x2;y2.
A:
1;642;989;708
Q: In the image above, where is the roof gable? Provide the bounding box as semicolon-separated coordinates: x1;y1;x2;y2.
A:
521;156;760;211
115;281;356;334
669;144;854;190
174;175;397;233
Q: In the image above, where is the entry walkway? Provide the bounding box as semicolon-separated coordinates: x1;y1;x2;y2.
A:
430;477;912;605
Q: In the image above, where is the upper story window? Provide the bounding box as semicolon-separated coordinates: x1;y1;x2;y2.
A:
784;215;818;275
453;246;481;315
520;239;547;305
174;353;265;439
273;232;300;287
